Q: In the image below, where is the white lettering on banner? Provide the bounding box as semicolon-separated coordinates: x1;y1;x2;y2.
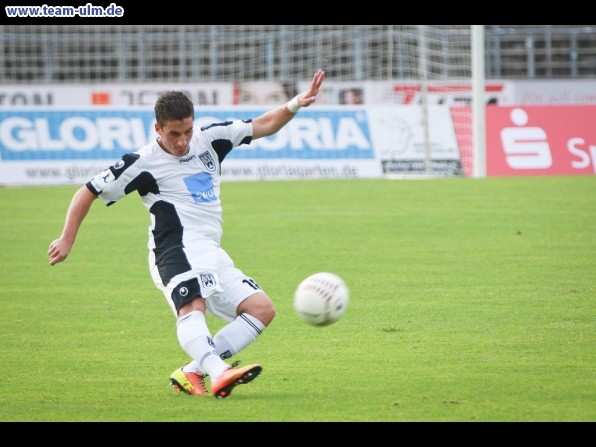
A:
96;118;147;149
0;117;149;151
290;120;322;148
1;114;370;153
568;138;591;169
1;117;36;150
336;118;370;149
568;138;596;173
252;117;370;151
500;108;552;169
37;119;63;150
61;118;98;150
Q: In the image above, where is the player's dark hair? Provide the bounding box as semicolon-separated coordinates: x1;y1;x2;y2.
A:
154;91;194;127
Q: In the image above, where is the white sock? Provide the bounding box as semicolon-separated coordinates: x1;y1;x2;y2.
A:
176;310;228;380
182;360;203;375
213;313;266;359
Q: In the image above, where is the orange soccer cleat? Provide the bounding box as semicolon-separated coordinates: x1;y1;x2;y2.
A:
211;364;262;398
169;366;209;396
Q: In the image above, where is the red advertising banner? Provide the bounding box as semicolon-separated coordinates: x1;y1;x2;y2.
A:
486;106;596;176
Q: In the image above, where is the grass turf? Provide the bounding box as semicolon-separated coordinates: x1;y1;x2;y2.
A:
0;176;594;421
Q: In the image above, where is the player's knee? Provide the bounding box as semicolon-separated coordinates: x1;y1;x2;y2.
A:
250;299;276;327
239;292;276;326
260;302;276;326
177;296;206;317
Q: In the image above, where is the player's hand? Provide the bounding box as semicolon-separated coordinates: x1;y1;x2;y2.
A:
296;69;325;108
48;237;72;266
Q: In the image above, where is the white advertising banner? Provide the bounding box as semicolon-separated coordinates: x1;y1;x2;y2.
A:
367;105;463;176
509;79;596;105
0;83;234;107
3;80;596;108
363;80;515;106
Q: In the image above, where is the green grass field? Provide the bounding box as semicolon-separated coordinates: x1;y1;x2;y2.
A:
0;176;594;422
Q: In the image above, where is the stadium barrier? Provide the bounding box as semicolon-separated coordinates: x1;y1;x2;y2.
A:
1;104;594;186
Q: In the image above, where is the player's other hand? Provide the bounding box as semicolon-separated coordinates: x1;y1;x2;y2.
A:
297;69;325;108
48;237;72;266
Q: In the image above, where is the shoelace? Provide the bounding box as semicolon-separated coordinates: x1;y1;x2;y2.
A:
195;374;209;393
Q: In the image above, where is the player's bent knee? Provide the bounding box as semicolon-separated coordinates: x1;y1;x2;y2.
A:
238;292;276;326
259;304;276;326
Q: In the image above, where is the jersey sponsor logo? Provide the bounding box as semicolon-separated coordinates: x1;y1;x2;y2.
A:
178;154;196;163
183;172;216;204
198;151;216;172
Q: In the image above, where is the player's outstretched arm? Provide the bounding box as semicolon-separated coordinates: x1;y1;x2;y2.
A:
252;69;325;140
48;186;97;266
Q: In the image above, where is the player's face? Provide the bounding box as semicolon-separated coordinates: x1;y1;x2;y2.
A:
156;117;194;157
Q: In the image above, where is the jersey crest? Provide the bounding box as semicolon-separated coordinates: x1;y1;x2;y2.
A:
200;273;216;289
198;151;216;172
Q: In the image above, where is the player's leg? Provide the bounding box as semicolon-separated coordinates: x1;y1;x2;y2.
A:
207;263;276;360
171;289;273;395
212;291;275;359
172;293;263;398
168;276;267;397
174;297;263;398
203;265;273;397
160;246;269;397
152;260;232;396
167;276;232;396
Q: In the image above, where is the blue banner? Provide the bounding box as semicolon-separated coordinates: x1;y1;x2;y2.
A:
0;109;374;161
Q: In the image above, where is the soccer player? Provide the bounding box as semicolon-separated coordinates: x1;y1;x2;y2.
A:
48;69;326;398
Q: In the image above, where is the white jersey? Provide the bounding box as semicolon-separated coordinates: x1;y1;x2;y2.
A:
86;119;254;296
88;118;252;243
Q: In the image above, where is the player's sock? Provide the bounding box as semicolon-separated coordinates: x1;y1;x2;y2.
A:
176;310;228;380
182;360;205;375
213;313;265;359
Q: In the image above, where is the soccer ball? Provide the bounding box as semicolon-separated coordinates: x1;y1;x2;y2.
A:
293;272;349;326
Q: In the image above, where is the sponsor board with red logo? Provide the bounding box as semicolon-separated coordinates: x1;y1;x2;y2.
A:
485;106;596;176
